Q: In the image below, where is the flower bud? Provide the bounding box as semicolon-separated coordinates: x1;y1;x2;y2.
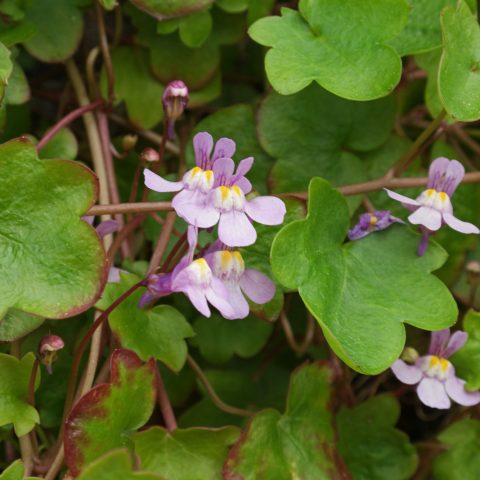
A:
122;134;138;152
141;147;160;163
401;347;419;364
38;335;64;374
162;80;188;139
467;260;480;288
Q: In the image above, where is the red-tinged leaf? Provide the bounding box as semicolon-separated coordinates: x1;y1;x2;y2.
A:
64;349;156;477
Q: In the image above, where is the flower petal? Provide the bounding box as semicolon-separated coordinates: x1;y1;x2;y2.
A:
244;196;286;226
184;286;211;317
212;137;236;163
193;132;214;169
212;157;235;187
417;377;451;409
408;206;442;231
240;269;275;305
220;282;249;320
96;220;119;239
235;177;252;194
218;210;257;247
138;290;156;308
144;169;183;192
428;329;451;355
427;157;451;190
390;359;422;385
107;267;121;283
443;213;480;234
384;188;420;208
445;376;480;406
443;331;468;358
428;157;465;196
172;189;220;228
206;277;236;319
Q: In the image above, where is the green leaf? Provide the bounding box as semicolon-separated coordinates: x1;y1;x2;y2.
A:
64;349;156;476
0;138;105;319
258;84;395;196
216;0;249;13
5;61;29;105
191;314;273;364
99;0;118;10
389;0;457;56
0;42;12;102
271;178;457;374
0;459;41;480
224;363;337;479
106;47;164;129
248;1;409;99
438;0;480;121
129;0;213;20
450;309;480;390
337;395;418;480
0;309;44;342
134;426;240;480
37;128;78;161
186;104;273;193
96;272;194;371
23;0;83;62
77;450;164;480
179;10;213;48
0;20;35;47
416;48;444;118
0;353;39;436
433;419;480;479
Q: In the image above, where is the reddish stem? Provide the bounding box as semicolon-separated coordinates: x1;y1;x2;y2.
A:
154;365;177;431
36;99;104;151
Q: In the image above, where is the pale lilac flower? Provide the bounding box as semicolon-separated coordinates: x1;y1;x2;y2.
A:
391;329;480;409
139;227;234;319
144;132;234;228
163;80;188;139
38;335;64;374
348;210;403;240
385;157;479;255
204;245;275;319
208;157;286;247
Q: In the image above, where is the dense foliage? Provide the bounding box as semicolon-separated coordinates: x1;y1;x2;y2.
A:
1;0;480;478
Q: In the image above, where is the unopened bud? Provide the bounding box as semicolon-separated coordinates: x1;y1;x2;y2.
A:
122;134;138;152
401;347;419;364
141;147;160;163
38;335;64;374
162;80;188;139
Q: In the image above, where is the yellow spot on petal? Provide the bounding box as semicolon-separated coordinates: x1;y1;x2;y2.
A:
191;166;202;177
233;251;244;269
231;185;242;196
429;355;440;367
425;188;436;197
439;358;449;372
220;250;233;269
193;258;208;271
204;170;214;182
218;186;230;201
439;191;448;202
369;215;378;226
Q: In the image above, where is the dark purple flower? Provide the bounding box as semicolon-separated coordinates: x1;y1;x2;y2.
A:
348;210;403;240
391;329;480;409
38;335;64;374
385;157;479;255
162;80;188;139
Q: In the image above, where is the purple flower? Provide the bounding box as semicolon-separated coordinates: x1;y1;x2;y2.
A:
139;227;234;319
385;157;479;255
144;132;234;228
208;157;286;247
391;329;480;409
38;335;64;374
348;210;403;240
162;80;188;139
144;133;286;246
204;246;275;319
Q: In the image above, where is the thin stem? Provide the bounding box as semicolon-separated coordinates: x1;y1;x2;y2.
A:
96;1;114;102
154;365;177;431
148;211;177;275
280;311;315;355
451;123;480;157
389;109;446;178
19;435;34;476
27;358;40;406
44;447;64;480
88;201;172;216
36;99;103;151
161;232;187;272
186;355;254;417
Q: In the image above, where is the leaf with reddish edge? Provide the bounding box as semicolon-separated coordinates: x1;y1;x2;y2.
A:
0;459;41;479
64;349;156;477
129;0;213;21
224;362;343;480
0;137;106;320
